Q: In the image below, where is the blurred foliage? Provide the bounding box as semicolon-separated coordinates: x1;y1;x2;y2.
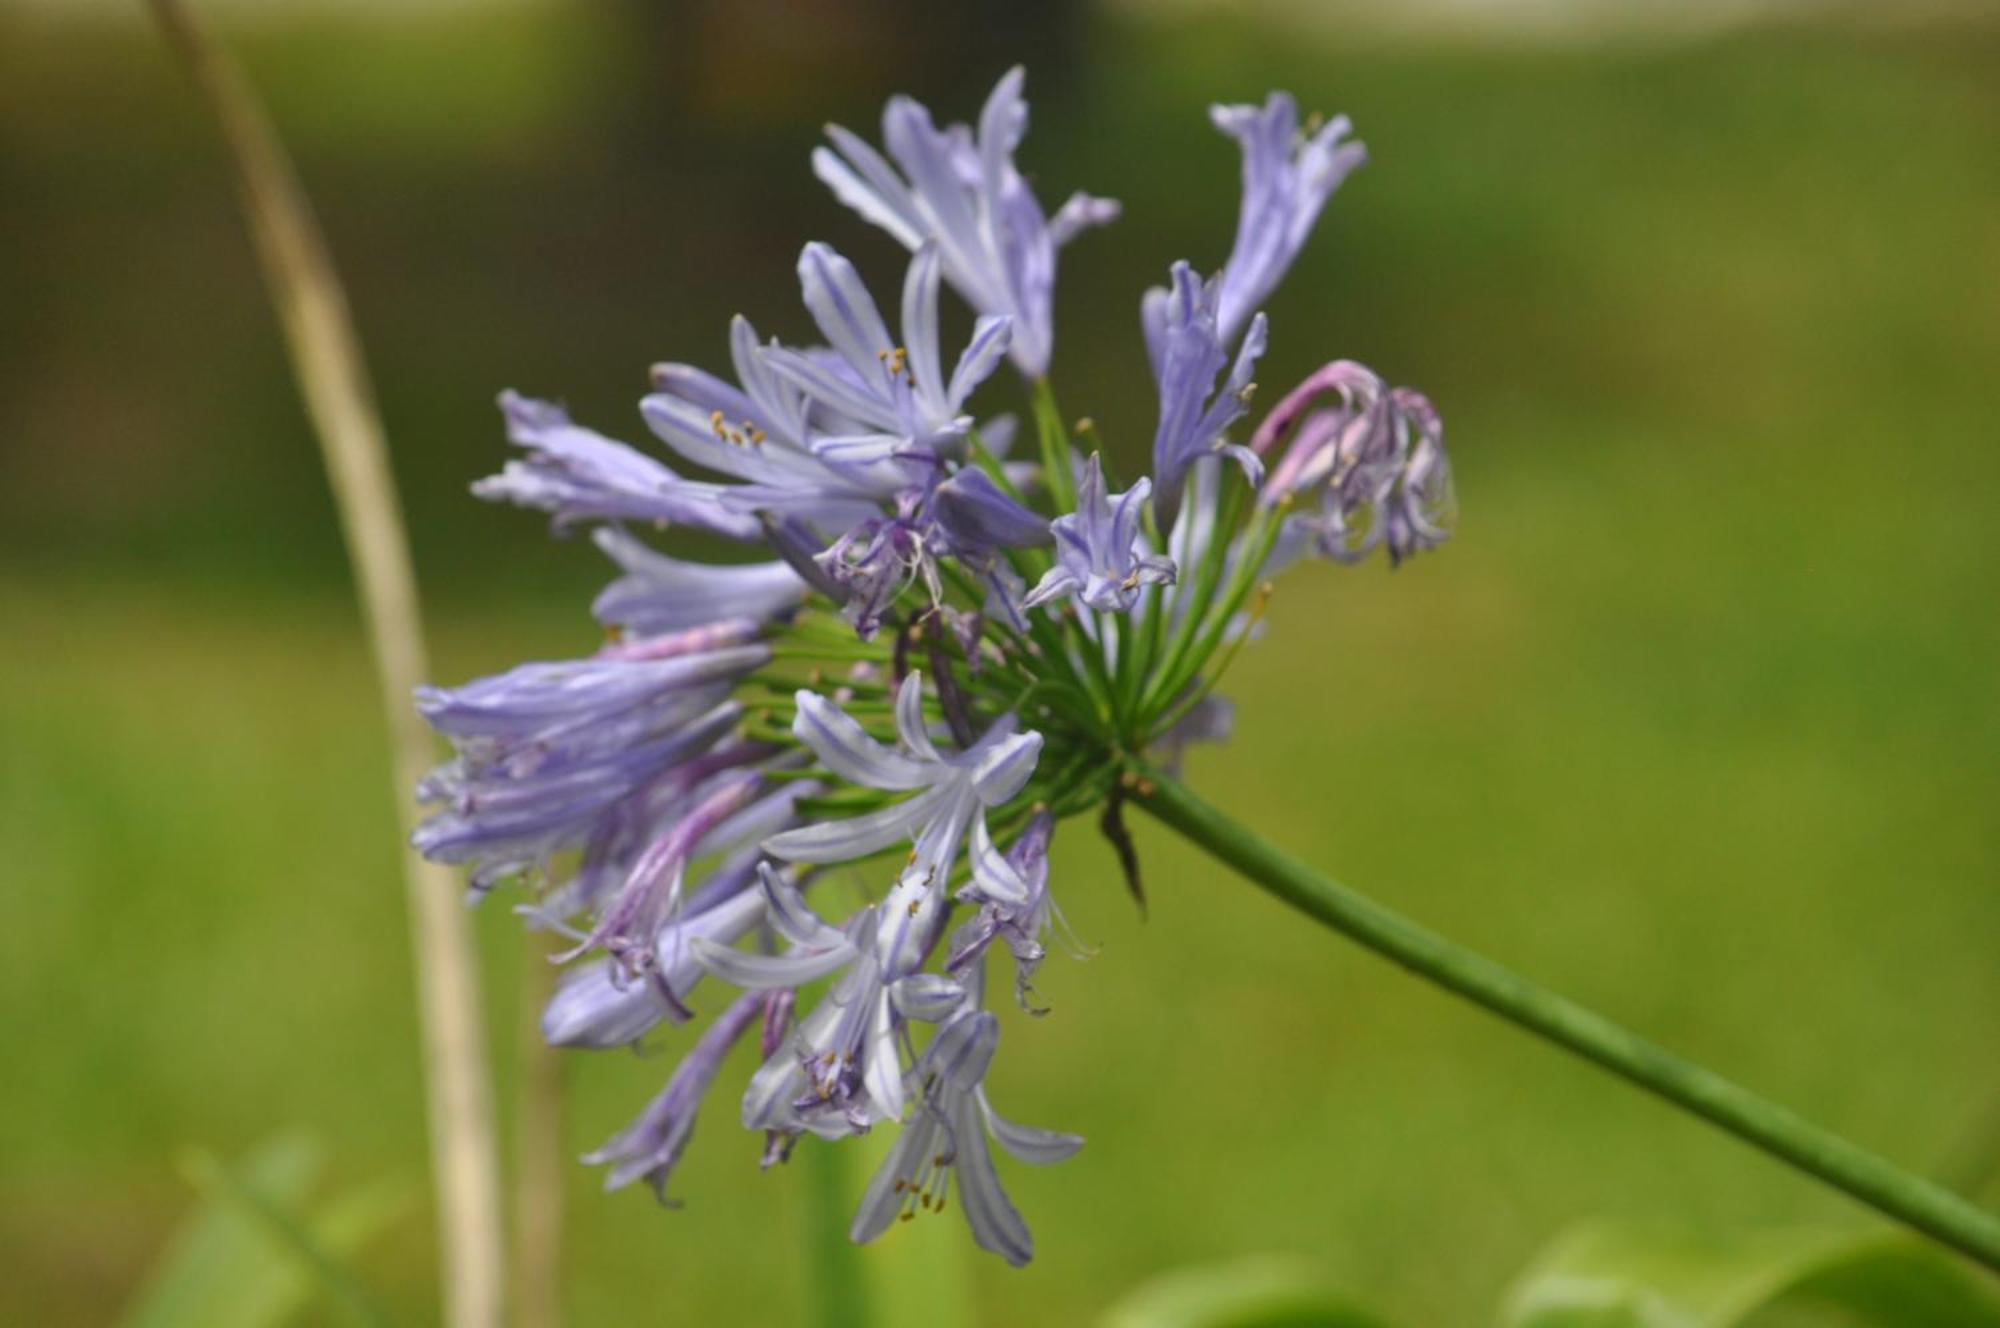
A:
1102;1223;2000;1327
119;1135;406;1328
1102;1255;1394;1327
1;1;1996;1324
1501;1222;2000;1328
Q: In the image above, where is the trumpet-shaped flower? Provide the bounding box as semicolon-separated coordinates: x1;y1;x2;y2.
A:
814;66;1118;377
1144;263;1269;512
1024;454;1176;614
851;1008;1082;1267
584;990;765;1201
1211;92;1368;344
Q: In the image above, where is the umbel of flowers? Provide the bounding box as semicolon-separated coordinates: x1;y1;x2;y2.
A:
415;68;1451;1266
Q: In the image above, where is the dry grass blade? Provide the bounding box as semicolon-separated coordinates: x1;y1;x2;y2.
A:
145;2;506;1323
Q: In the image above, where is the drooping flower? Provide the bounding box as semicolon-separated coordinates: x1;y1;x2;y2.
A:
931;465;1052;552
850;1007;1082;1267
541;847;768;1048
1252;359;1454;566
1024;454;1176;614
1210;92;1368;345
815;66;1118;377
584;989;765;1202
413;632;767;889
696;868;965;1138
949;810;1072;1012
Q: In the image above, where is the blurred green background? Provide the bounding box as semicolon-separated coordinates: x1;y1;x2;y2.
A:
2;0;1997;1322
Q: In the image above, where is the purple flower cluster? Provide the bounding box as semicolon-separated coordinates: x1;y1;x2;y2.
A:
417;68;1451;1265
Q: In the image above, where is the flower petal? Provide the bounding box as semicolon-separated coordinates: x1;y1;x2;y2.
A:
951;1092;1033;1267
967;816;1030;905
978;1087;1085;1164
689;934;857;990
889;973;966;1022
792;690;934;791
971;730;1043;805
894;671;942;763
762;784;950;864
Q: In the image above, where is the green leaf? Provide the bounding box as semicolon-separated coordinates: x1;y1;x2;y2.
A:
119;1134;408;1328
1099;1255;1399;1328
1501;1220;2000;1328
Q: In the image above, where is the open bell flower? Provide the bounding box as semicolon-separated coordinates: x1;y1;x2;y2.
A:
851;1007;1082;1267
1024;453;1176;614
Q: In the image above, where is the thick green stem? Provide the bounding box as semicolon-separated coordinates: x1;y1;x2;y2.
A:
1129;767;2000;1271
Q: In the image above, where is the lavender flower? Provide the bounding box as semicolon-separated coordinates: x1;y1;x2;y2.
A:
413;631;766;889
949;811;1070;1012
697;869;964;1137
764;242;1011;467
540;849;767;1047
931;466;1051;552
1024;454;1176;613
585;990;764;1201
1211;93;1368;344
815;66;1118;377
590;528;804;637
476;391;763;540
1144;263;1269;512
851;1007;1082;1267
1253;359;1454;565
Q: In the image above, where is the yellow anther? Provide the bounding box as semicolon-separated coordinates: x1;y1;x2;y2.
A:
709;409;728;439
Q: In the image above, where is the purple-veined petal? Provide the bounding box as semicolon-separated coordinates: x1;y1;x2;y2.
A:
762;783;953;864
946;315;1013;411
864;991;905;1121
689;933;857;990
791;690;933;790
798;242;896;387
978;1087;1083;1164
950;1091;1033;1267
893;671;942;763
757;862;837;948
890;973;965;1021
971;730;1042;805
967;816;1030;905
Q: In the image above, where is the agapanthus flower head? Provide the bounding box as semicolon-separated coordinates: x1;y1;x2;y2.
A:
417;67;1450;1267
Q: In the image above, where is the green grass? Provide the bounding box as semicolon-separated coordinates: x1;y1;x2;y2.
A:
1;7;1996;1325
